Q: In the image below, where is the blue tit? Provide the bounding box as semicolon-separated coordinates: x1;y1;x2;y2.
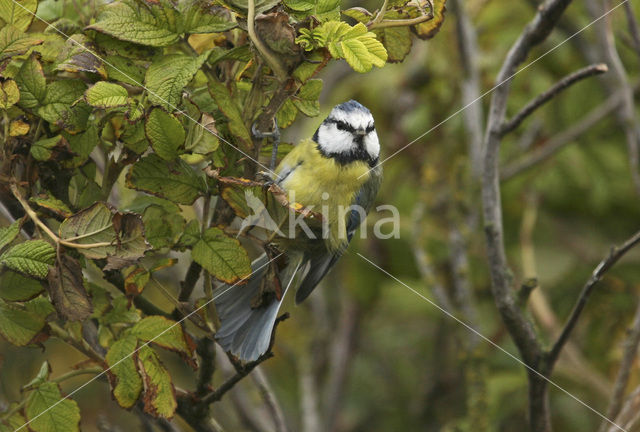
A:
214;100;383;361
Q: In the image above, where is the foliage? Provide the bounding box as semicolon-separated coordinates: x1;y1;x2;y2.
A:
0;0;445;429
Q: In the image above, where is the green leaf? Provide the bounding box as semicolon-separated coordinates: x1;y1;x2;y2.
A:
37;79;86;126
142;205;186;250
284;0;341;21
293;79;322;116
0;220;20;252
374;24;412;63
25;382;81;432
31;194;72;218
145;52;210;110
104;55;146;86
184;112;219;155
0;269;44;302
208;80;251;148
176;219;200;249
415;0;447;40
88;0;180;47
124;267;150;295
145;108;186;160
126;154;207;205
30;135;67;161
179;0;237;33
46;255;92;321
276;99;298;128
84;81;129;109
101;295;141;325
0;25;42;61
0;409;26;432
0;240;55;279
0;0;38;31
192;227;251;283
138;346;177;419
0;79;19;109
63;124;99;168
0;297;52;346
131;316;194;357
106;334;143;409
120;121;149;154
58;202;151;268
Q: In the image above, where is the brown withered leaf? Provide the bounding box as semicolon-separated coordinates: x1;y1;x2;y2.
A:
46;255;92;321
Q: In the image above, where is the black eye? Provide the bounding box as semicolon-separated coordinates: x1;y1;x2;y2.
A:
366;124;375;133
336;121;348;131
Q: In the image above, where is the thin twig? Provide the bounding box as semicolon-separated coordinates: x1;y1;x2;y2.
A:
500;87;628;181
548;229;640;367
371;0;390;25
599;302;640;432
500;63;608;136
251;367;288;432
623;2;640;59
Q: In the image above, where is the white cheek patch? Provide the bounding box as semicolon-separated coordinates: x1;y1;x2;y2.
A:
364;132;380;159
317;124;354;154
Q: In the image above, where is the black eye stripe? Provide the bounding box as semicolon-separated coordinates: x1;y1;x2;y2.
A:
366;124;375;133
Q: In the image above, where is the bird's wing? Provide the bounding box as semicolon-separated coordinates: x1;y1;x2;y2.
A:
295;164;382;303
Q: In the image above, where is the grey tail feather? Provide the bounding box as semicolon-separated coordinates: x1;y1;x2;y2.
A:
295;252;339;304
214;253;302;362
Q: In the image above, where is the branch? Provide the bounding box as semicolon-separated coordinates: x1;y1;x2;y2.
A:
623;2;640;60
251;367;288;432
247;0;287;81
178;261;202;302
367;1;434;30
199;352;274;405
500;63;608;136
482;1;573;430
500;87;628;181
548;229;640;367
598;302;640;432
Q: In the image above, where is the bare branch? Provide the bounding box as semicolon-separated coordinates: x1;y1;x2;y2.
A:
599;302;640;432
482;1;574;430
623;2;640;59
251;367;288;432
247;0;287;81
548;229;640;367
501;88;627;181
500;63;608;136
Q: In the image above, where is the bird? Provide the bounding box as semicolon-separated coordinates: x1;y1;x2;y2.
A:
214;100;382;361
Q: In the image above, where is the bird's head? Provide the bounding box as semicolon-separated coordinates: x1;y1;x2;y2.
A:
313;100;379;167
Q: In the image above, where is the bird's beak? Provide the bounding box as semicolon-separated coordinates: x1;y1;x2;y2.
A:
355;129;367;137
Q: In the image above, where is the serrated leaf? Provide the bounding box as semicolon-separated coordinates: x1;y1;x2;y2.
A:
0;220;20;252
124;267;150;296
0;79;19;109
30;135;71;162
0;0;37;31
185;112;219;155
142;205;186;250
0;409;26;432
26;382;81;432
101;295;141;325
179;0;237;33
0;269;44;301
85;81;129;109
285;0;340;21
120;121;149;153
0;240;55;279
46;255;92;321
126;154;207;205
176;219;200;249
104;55;146;86
145;52;210;110
208;80;251;148
131;316;194;359
87;0;181;47
276;98;298;128
293;79;322;116
0;25;42;61
374;24;412;62
58;203;151;267
63;124;99;168
15;53;47;109
192;227;251;283
341;7;372;23
0;297;52;346
106;334;143;409
37;79;87;126
145;108;186;160
138;346;177;419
